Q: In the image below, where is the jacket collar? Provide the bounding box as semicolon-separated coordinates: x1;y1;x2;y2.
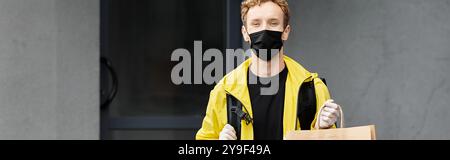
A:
223;55;311;102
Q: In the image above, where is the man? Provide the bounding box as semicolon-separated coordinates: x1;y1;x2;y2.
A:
196;0;341;140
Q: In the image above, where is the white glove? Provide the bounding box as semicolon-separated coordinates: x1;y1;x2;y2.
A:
219;124;237;140
318;99;340;129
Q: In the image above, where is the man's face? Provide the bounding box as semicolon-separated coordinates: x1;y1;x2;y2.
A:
242;1;290;42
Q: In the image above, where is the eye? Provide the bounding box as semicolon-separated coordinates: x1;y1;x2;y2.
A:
252;23;260;27
270;21;279;26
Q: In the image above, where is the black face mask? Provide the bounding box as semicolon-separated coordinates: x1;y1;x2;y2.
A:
249;30;284;61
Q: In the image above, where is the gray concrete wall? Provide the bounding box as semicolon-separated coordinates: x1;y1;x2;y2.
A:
285;0;450;139
0;0;99;139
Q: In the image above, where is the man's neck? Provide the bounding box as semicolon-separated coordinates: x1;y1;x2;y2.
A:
249;52;286;78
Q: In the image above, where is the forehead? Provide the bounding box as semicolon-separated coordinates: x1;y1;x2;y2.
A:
246;2;284;21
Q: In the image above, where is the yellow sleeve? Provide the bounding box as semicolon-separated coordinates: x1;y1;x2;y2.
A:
195;86;226;140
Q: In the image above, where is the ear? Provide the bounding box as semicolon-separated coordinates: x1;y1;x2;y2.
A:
242;26;250;42
281;25;291;41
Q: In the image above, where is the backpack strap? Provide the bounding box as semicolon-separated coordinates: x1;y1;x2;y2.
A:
297;78;327;130
226;94;253;140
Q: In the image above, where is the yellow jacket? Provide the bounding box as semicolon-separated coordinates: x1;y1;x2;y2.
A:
196;55;331;140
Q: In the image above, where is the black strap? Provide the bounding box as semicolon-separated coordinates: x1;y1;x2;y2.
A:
297;78;327;130
226;94;253;140
226;95;241;140
321;78;327;85
297;80;316;130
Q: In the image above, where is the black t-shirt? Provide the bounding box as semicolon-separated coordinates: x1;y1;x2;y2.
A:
247;67;288;140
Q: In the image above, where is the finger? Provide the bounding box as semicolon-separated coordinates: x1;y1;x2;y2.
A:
322;107;337;114
222;134;233;140
321;116;331;124
320;109;331;117
224;130;236;139
224;124;236;134
224;124;232;130
319;119;331;128
326;99;334;104
227;126;236;135
322;107;330;113
230;132;237;140
324;106;339;114
329;116;338;123
325;116;336;124
230;128;236;135
320;99;333;109
326;107;339;117
322;111;337;119
321;111;336;121
225;130;237;140
325;102;339;109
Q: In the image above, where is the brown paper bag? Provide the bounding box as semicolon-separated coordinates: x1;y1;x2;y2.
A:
285;125;376;140
285;103;376;140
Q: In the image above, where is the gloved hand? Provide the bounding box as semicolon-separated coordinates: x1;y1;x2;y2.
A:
219;124;237;140
317;99;340;129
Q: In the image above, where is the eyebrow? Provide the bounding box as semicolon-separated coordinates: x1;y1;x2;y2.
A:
268;18;280;22
249;19;261;23
249;17;280;22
